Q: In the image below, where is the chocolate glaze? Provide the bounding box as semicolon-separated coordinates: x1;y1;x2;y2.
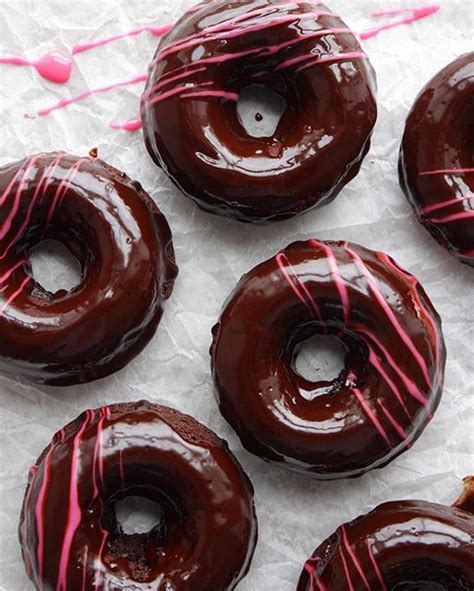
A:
211;240;445;479
0;153;177;386
19;401;257;591
142;0;377;223
297;481;474;590
399;52;474;266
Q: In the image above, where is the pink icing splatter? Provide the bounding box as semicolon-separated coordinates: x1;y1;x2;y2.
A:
0;50;72;84
72;23;173;55
359;4;440;40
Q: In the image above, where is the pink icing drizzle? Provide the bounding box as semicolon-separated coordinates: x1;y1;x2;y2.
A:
366;540;387;591
72;23;173;55
419;167;474;176
359;4;440;40
341;526;371;589
304;557;327;591
276;252;322;319
340;547;356;590
56;411;93;591
37;74;148;116
0;50;72;84
353;387;391;446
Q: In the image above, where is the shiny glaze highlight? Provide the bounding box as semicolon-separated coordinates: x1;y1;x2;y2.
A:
0;153;177;385
211;240;445;479
399;52;474;266
19;401;257;591
297;483;474;590
142;0;377;223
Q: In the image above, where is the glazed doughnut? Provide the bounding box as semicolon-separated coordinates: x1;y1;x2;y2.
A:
399;52;474;266
297;478;474;590
142;0;377;223
211;240;445;479
19;401;257;591
0;152;177;386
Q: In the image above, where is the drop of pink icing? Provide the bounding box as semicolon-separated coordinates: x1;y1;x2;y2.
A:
0;50;72;84
110;118;142;132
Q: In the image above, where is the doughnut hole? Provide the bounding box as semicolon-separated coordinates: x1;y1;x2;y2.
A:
29;239;83;295
288;322;369;401
236;83;287;138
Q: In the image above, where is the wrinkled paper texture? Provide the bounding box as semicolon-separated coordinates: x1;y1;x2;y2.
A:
0;1;473;589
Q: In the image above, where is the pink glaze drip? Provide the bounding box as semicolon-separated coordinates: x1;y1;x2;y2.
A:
366;540;387;591
0;51;72;84
359;4;440;40
344;244;432;388
341;526;371;589
38;74;148;117
110;118;142;132
353;387;391;446
56;411;93;591
276;252;322;319
72;23;173;55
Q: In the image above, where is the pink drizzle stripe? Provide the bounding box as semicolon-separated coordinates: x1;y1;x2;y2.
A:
340;548;355;590
72;23;173;55
377;399;410;443
344;244;431;388
0;157;39;240
342;526;371;590
366;540;387;591
355;325;429;408
353;388;391;446
420;195;474;215
294;51;365;73
81;547;88;591
0;258;27;284
0;275;31;319
304;557;327;591
368;348;411;419
359;4;440;40
92;408;107;499
276;252;321;319
420;167;474;176
21;466;39;580
425;210;474;224
180;90;239;100
309;239;350;324
46;158;86;227
119;449;125;489
56;411;93;591
1;153;65;260
38;74;147;117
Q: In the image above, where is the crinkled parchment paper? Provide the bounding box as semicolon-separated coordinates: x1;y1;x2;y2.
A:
0;1;473;589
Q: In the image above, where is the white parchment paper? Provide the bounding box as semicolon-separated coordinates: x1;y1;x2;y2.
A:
0;1;473;589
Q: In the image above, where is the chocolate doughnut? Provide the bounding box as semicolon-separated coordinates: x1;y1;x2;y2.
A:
297;478;474;590
211;240;445;479
142;0;377;223
399;52;474;266
0;152;177;386
19;401;257;591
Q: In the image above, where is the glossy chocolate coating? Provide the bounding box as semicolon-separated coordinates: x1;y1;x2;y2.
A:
19;401;258;591
399;52;474;266
142;0;377;223
211;240;445;479
297;491;474;590
0;153;177;386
